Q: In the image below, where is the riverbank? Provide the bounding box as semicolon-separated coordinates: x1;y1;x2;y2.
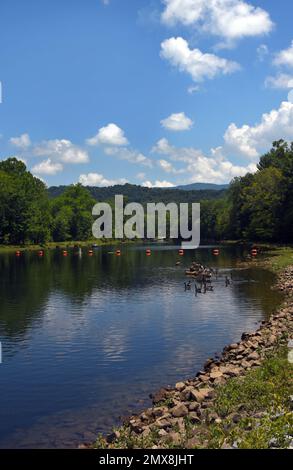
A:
91;261;293;450
0;239;134;254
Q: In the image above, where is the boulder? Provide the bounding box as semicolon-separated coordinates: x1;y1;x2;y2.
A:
171;404;189;418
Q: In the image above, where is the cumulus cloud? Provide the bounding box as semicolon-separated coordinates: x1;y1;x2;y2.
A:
32;158;63;175
224;101;293;158
265;73;293;90
33;139;89;163
160;37;240;82
87;123;129;147
273;41;293;68
104;146;153;167
10;133;31;149
152;138;256;183
79;173;127;187
142;180;175;188
161;112;194;131
161;0;273;44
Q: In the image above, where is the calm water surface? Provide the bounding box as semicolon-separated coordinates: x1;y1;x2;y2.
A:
0;245;282;448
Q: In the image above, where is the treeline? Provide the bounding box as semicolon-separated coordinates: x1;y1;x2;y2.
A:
0;158;96;244
49;183;226;204
0;140;292;245
200;140;293;243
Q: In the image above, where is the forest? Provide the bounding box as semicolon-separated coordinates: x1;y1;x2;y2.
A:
0;140;292;245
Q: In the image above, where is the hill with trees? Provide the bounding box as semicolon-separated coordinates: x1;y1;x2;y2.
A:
0;140;292;245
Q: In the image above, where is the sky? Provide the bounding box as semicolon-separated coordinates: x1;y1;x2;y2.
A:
0;0;293;188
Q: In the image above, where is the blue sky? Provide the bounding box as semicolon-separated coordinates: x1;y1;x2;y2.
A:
0;0;293;187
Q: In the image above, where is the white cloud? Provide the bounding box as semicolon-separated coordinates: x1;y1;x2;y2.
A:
87;123;128;147
10;133;31;149
79;173;127;187
257;44;269;62
224;101;293;158
265;73;293;90
142;180;175;188
160;37;240;82
161;0;273;44
152;138;256;183
104;146;153;167
33;139;89;164
187;85;200;94
161;112;194;131
136;172;147;180
273;41;293;68
32;158;63;175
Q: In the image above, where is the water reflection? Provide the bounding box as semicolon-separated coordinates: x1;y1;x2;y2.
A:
0;246;283;448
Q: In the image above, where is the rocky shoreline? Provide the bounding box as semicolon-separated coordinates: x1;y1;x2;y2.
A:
91;265;293;449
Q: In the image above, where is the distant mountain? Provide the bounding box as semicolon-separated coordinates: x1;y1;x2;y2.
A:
48;183;227;203
176;183;229;191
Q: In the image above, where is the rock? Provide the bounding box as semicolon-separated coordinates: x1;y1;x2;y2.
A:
188;402;200;412
158;429;168;437
186;437;201;448
142;427;151;437
220;365;242;377
153;407;165;417
247;351;260;361
190;388;213;403
175;382;186;391
198;374;210;383
171;404;189;418
210;370;223;380
167;432;181;446
150;388;169;404
188;412;201;424
180;387;193;401
156;418;171;429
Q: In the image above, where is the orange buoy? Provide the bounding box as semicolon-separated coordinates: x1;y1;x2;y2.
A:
179;249;184;256
15;250;21;257
146;249;151;256
251;248;258;257
62;250;68;257
116;250;121;257
212;248;220;256
38;250;44;257
88;250;93;256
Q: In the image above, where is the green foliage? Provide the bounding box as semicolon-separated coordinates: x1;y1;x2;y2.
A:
200;140;293;242
0;158;51;244
50;184;96;241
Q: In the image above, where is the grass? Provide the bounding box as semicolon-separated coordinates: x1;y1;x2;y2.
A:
262;246;293;272
186;345;293;449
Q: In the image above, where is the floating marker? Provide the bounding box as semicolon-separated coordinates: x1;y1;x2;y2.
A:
212;248;220;256
179;249;184;256
251;248;258;257
15;250;21;257
62;250;68;257
88;250;93;256
38;250;44;257
116;250;121;257
146;249;151;256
